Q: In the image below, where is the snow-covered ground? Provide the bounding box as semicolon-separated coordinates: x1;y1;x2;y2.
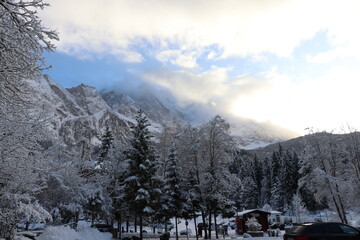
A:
35;226;112;240
20;210;360;240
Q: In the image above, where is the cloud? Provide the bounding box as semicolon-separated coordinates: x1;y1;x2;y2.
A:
232;66;360;133
140;62;360;134
40;0;360;134
41;0;360;63
156;50;198;68
141;66;230;106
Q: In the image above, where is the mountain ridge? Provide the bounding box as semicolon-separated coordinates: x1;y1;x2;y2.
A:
30;75;299;149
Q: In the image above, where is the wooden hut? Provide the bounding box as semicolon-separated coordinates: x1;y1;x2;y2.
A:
235;209;271;234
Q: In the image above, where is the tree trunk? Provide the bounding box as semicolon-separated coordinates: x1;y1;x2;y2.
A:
140;214;143;240
201;209;208;239
91;213;95;226
135;217;137;232
214;213;218;239
193;209;198;240
74;212;79;229
208;209;212;239
175;216;179;240
118;216;121;239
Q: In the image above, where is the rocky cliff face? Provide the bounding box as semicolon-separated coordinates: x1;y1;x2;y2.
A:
28;75;131;149
101;90;185;125
28;75;298;150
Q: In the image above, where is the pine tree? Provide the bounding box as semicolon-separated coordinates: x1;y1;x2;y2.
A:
240;176;259;209
162;143;189;240
270;149;281;187
252;155;262;207
98;125;114;167
122;110;162;240
260;157;272;206
271;148;300;212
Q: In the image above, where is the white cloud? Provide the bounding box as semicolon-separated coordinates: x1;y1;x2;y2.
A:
40;0;360;133
141;62;360;134
207;51;217;60
156;50;198;68
41;0;360;63
141;66;229;106
231;66;360;133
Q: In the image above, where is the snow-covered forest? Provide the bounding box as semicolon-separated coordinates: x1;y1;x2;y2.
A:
2;1;360;240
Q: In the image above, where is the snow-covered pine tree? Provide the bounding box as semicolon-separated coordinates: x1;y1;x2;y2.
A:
260;157;272;206
270;175;284;211
253;155;263;206
270;148;281;187
162;143;189;240
270;146;300;212
98;125;114;168
285;151;300;212
122;110;162;240
239;176;259;209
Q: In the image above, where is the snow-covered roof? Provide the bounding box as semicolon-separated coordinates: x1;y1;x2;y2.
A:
270;211;282;214
236;209;271;216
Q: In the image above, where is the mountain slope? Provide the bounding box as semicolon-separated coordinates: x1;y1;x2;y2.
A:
28;75;131;148
28;75;299;150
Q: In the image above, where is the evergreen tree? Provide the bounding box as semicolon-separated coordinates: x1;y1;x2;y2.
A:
271;148;300;212
270;149;281;187
252;155;262;207
240;176;259;209
162;143;189;240
122;110;162;240
98;125;114;167
260;157;272;206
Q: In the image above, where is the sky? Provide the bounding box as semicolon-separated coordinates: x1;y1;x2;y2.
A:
40;0;360;135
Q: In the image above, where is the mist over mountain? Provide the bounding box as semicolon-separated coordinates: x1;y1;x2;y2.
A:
29;75;298;149
104;79;299;148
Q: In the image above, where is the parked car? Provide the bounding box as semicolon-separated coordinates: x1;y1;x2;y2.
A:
283;222;360;240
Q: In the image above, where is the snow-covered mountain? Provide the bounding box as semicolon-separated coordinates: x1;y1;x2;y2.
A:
101;90;185;126
228;117;299;149
29;75;298;149
28;75;131;148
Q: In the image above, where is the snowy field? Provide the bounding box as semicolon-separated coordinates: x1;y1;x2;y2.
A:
19;226;282;240
11;223;284;240
20;211;360;240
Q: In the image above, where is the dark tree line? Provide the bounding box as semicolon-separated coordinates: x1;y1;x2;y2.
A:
230;145;315;214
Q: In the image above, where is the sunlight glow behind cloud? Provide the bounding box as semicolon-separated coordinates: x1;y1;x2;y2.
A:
41;0;360;134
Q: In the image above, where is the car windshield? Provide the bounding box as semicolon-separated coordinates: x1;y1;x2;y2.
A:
288;225;307;234
339;224;359;234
